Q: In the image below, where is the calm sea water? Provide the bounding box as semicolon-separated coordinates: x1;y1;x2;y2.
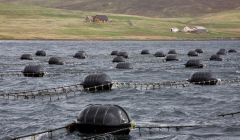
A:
0;40;240;140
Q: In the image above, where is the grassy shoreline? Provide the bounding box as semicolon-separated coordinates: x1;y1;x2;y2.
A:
0;3;239;41
1;38;240;41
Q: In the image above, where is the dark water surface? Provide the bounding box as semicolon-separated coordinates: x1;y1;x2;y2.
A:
0;40;240;140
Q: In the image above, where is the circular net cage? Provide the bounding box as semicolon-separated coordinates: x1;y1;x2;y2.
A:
210;54;222;61
111;51;118;56
35;50;46;56
217;49;227;55
195;49;203;53
22;65;45;77
112;56;125;63
187;50;198;57
20;54;33;60
82;73;113;91
117;52;128;59
228;49;237;53
166;55;178;61
76;104;132;135
48;57;64;65
154;51;166;57
189;72;218;85
185;59;203;68
141;50;150;55
168;49;177;54
74;52;87;59
116;62;133;69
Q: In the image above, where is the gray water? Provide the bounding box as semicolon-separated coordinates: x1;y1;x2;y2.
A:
0;40;240;140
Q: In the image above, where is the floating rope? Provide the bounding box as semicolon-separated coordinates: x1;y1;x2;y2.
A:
0;72;24;77
218;111;240;117
0;71;94;78
134;124;212;136
113;78;240;90
132;59;165;64
207;64;240;68
1;78;240;101
10;122;214;140
0;82;113;101
160;64;240;71
82;128;130;140
0;61;89;67
11;126;128;140
0;83;82;100
0;63;38;66
11;126;67;140
112;80;191;90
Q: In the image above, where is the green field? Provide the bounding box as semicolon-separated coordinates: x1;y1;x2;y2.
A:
0;3;239;40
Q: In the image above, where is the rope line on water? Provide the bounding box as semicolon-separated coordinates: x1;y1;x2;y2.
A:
0;84;83;101
164;65;240;70
82;128;130;140
113;78;240;89
218;111;240;117
0;82;113;101
0;71;117;78
112;80;191;90
11;126;67;140
134;124;213;136
0;72;88;78
1;62;239;78
11;126;129;140
10;122;215;140
1;78;240;101
0;63;42;66
0;62;90;67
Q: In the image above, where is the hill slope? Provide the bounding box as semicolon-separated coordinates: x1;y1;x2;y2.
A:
0;3;239;40
0;0;240;17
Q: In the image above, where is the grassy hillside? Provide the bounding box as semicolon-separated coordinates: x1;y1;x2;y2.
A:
0;0;240;17
0;3;239;40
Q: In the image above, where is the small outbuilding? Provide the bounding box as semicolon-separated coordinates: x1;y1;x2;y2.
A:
93;15;109;23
